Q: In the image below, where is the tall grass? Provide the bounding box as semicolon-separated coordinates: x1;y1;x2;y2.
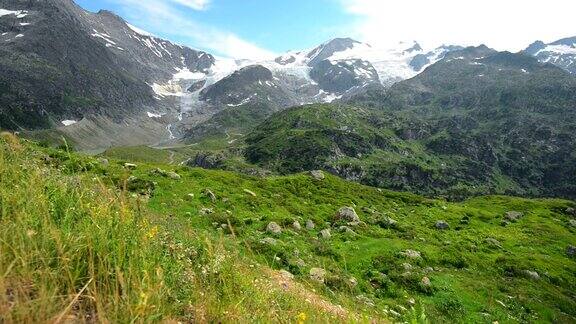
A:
0;133;173;322
0;134;360;323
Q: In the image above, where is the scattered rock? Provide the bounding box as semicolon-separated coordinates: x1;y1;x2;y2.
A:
260;237;277;245
166;171;181;180
424;267;434;273
485;238;502;249
335;207;360;223
124;163;137;170
292;221;302;231
401;250;422;259
569;219;576;227
306;219;315;230
319;228;331;239
338;226;357;236
309;268;327;283
522;270;540;280
408;298;416;306
378;215;398;229
185;193;195;201
98;158;109;166
203;189;217;202
279;270;294;280
421;276;432;287
504;211;524;222
267;222;282;234
199;208;214;215
402;263;413;271
567;245;576;257
356;295;375;307
566;207;575;216
500;220;510;227
349;277;358;288
243;189;257;197
435;220;450;230
309;170;325;180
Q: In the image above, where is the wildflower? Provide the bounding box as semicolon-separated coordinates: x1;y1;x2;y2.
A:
296;312;307;324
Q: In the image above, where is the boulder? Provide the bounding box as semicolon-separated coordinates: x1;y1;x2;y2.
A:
306;220;316;230
567;245;576;257
335;207;360;223
435;220;450;230
292;221;302;231
124;163;137;170
566;207;575;216
421;276;431;287
504;211;524;222
378;215;398;229
167;171;181;180
309;268;327;283
203;189;217;202
267;222;282;234
319;229;331;239
310;170;325;180
338;226;357;236
485;238;502;249
569;219;576;227
522;270;540;280
401;250;421;259
199;208;214;215
260;237;277;245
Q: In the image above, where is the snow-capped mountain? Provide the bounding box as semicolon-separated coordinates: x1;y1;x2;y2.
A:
524;36;576;74
0;0;463;150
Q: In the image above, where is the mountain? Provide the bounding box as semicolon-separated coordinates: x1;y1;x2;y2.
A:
0;0;462;151
179;39;463;143
0;0;213;151
524;36;576;74
245;46;576;199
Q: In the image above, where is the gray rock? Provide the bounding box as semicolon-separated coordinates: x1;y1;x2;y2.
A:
569;219;576;227
379;216;398;228
310;170;325;180
335;207;360;223
167;171;181;180
199;208;214;215
260;237;277;245
421;276;432;287
98;158;109;166
424;267;434;273
309;268;327;283
203;189;217;202
485;238;502;248
402;262;413;271
279;270;294;280
267;222;282;234
435;220;450;230
124;163;137;170
567;245;576;257
523;270;540;280
306;220;316;230
566;207;575;216
401;250;421;259
319;229;331;239
338;226;357;236
292;221;302;231
504;211;524;222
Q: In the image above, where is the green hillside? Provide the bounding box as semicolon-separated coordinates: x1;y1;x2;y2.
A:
2;133;575;322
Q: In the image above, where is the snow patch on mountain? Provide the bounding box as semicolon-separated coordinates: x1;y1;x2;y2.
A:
0;9;27;18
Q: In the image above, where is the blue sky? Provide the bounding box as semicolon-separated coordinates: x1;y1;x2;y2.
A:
76;0;354;58
76;0;575;59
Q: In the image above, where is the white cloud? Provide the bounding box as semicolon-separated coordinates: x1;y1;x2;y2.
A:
340;0;576;51
171;0;210;11
112;0;275;59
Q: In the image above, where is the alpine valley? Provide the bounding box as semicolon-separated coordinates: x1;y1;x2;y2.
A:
0;0;575;323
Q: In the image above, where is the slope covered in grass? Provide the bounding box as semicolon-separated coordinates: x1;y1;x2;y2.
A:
1;134;575;322
0;134;369;323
